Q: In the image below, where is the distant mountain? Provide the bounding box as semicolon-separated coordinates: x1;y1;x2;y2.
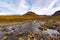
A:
52;10;60;16
23;11;39;16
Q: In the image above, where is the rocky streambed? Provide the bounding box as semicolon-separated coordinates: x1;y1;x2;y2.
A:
0;21;60;40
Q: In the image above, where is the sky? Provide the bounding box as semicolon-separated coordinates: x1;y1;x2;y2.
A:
0;0;60;15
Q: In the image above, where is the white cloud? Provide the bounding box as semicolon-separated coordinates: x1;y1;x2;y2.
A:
19;0;29;9
48;0;57;9
0;0;30;15
30;0;60;15
0;1;17;13
0;12;13;15
16;0;30;15
0;0;60;15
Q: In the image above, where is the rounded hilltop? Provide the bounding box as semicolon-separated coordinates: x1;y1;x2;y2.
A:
23;11;38;16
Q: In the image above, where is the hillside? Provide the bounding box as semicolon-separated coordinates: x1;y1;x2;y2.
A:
0;11;60;22
52;10;60;16
0;11;42;22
